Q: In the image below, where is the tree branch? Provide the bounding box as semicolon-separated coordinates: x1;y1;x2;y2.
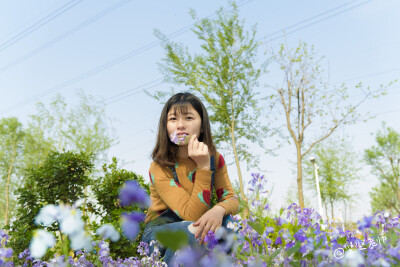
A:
301;124;338;157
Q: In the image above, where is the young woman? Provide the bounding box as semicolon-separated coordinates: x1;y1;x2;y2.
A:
141;92;239;264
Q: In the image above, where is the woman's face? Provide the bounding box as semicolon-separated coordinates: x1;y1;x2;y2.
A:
167;104;202;146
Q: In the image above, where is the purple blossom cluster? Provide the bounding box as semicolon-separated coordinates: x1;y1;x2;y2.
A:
2;174;400;266
119;180;150;241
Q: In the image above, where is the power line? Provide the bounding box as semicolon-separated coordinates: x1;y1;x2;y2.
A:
105;79;163;106
257;0;362;41
0;0;131;74
332;67;400;84
260;0;374;43
0;1;67;42
0;0;83;53
0;0;255;115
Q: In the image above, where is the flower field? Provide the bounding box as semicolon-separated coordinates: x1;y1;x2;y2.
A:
1;174;399;267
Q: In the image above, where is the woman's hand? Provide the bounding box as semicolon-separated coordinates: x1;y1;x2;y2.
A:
193;205;226;243
188;134;210;171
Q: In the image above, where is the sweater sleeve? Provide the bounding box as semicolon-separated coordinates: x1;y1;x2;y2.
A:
150;162;213;221
213;153;239;215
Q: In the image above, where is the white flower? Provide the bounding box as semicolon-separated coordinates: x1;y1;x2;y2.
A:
342;249;365;267
320;224;326;231
69;231;92;251
227;221;240;232
60;209;84;235
96;224;120;242
72;199;85;209
30;230;56;259
34;205;60;226
233;214;242;221
383;212;390;218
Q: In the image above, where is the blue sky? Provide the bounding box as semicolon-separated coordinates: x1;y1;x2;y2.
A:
1;0;399;221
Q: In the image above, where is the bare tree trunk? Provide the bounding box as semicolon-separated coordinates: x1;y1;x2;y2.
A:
5;144;17;228
330;200;334;220
230;129;249;218
324;202;328;222
296;143;305;209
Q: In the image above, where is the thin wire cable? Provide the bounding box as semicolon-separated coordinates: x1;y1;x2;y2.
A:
0;1;68;42
0;0;83;53
257;0;362;41
261;0;374;43
0;0;255;115
0;0;131;74
105;80;164;106
332;67;400;84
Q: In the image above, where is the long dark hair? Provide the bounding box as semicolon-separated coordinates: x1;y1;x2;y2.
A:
151;92;216;167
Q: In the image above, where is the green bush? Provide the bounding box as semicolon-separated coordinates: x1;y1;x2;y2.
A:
7;151;94;264
92;157;150;259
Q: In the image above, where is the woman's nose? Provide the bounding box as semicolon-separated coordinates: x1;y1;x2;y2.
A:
177;118;186;128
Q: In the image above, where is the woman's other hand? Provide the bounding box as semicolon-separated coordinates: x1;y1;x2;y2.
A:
193;205;226;243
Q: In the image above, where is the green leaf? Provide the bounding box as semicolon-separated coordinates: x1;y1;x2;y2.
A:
248;221;265;235
155;230;188;251
269;247;282;260
286;241;301;257
337;236;347;245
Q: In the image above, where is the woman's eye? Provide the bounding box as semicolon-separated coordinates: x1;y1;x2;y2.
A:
186;117;193;119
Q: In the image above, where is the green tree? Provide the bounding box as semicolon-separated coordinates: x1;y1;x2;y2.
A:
8;151;94;263
29;91;114;162
365;124;400;214
270;41;388;208
303;137;360;220
0;117;25;228
148;1;271;216
369;183;399;214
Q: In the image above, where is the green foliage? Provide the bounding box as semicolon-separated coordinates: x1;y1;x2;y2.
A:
365;123;400;214
7;151;94;264
0;117;25;227
155;230;188;251
369;183;399;213
92;157;150;259
303;137;360;218
29;91;114;163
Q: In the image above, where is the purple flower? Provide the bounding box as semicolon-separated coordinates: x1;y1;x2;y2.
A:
172;247;202;267
137;242;150;256
204;231;218;250
286;241;295;249
121;212;145;241
275;236;282;245
294;229;306;242
265;226;274;235
274;217;286;226
119;180;150;207
0;248;13;258
357;216;373;230
169;130;191;145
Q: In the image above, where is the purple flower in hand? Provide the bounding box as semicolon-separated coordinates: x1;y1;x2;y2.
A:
119;180;150;208
170;130;191;145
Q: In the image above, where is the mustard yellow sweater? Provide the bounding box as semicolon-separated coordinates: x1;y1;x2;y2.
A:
145;152;239;223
